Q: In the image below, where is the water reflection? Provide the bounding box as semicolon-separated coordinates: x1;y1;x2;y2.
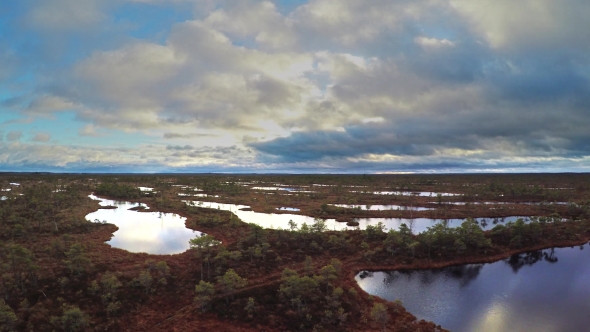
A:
86;195;201;255
353;191;459;196
329;204;433;211
356;246;590;331
185;200;532;233
276;207;301;212
353;216;528;233
186;200;346;230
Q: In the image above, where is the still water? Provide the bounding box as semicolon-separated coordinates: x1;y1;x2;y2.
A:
356;246;590;331
330;204;433;211
185;201;533;233
185;200;347;230
86;195;201;255
354;216;529;233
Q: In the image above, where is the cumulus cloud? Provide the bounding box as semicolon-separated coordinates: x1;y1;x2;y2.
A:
2;0;589;172
450;0;590;51
79;124;99;137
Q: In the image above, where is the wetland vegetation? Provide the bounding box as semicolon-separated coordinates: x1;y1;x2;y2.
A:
1;173;590;331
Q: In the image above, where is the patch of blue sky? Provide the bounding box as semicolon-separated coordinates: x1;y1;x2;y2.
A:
274;0;308;15
230;35;259;49
0;111;150;148
113;2;194;44
419;27;456;41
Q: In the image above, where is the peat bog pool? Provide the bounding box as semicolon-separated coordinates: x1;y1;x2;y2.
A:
353;216;531;233
86;195;202;255
185;200;346;230
187;201;537;232
356;246;590;332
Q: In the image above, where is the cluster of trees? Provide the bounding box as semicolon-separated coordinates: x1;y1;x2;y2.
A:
194;268;248;311
0;183;89;238
94;183;142;199
276;259;350;330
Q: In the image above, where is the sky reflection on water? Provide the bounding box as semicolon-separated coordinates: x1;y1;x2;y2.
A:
184;201;523;233
356;246;590;332
86;195;201;255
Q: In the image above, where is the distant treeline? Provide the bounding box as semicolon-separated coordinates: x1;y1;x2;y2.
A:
94;183;142;199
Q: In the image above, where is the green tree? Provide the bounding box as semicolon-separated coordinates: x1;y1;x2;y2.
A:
189;235;221;281
56;305;89;332
138;270;153;294
317;264;337;293
6;244;38;291
288;220;298;232
244;297;256;318
304;256;314;276
0;299;17;332
217;269;247;303
279;269;320;311
99;272;122;304
370;303;389;331
194;281;215;312
311;218;327;233
64;244;91;276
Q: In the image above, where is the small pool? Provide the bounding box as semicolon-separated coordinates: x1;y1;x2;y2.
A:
86;195;202;255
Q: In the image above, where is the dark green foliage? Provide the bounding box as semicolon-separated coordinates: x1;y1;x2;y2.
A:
0;299;17;332
194;281;215;312
95;183;141;199
52;305;90;332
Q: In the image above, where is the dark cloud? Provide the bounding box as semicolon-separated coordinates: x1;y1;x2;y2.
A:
1;0;589;172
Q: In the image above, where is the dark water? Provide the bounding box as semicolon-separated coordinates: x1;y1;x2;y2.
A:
356;246;590;331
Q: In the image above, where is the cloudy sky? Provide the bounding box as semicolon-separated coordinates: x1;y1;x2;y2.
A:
1;0;589;173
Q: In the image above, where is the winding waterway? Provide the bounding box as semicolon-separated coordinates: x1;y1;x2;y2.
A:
356;245;590;331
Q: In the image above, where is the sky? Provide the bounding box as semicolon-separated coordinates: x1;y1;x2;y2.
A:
0;0;589;173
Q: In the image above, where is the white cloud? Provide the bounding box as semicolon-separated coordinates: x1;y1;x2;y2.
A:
450;0;590;51
415;36;455;49
26;95;79;115
204;1;297;50
5;0;590;172
79;124;99;137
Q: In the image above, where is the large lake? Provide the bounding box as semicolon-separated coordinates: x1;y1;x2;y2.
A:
356;246;590;331
87;195;201;255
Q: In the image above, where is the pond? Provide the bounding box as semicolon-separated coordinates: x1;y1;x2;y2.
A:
276;207;301;212
329;204;433;211
86;195;202;255
185;200;529;233
353;216;529;233
444;201;569;205
354;191;460;196
356;246;590;332
185;200;348;230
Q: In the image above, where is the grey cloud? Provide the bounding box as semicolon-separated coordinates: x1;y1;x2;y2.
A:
32;133;51;142
163;133;213;139
4;0;590;172
6;131;22;142
166;145;194;151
